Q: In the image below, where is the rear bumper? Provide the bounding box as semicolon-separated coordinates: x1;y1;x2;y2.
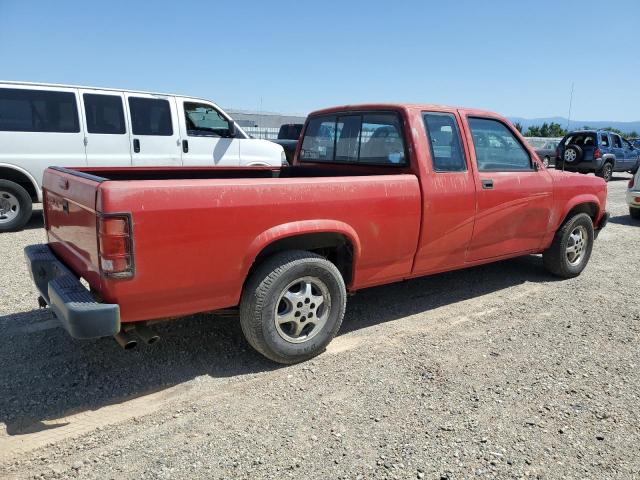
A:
24;244;120;339
627;190;640;207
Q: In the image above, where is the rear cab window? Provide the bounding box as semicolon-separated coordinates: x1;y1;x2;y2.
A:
300;111;407;166
422;112;466;172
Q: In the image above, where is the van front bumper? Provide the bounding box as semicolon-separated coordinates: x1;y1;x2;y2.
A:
24;244;120;339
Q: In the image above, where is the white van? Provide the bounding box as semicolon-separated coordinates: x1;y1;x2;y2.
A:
0;81;286;231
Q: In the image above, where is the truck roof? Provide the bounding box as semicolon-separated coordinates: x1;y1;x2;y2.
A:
308;103;504;120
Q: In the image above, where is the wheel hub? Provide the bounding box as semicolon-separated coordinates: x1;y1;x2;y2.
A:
274;276;331;344
566;226;587;266
0;191;19;223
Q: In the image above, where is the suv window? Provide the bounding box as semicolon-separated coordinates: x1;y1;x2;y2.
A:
83;94;126;134
184;102;231;137
611;134;622;148
468;117;531;171
422;112;466;172
562;132;597;148
599;133;610;147
128;97;173;136
0;88;79;133
300;112;406;165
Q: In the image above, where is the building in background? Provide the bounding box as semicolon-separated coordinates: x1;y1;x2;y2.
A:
226;109;306;139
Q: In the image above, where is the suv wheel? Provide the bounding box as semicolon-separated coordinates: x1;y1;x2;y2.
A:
542;156;550;168
563;145;582;164
543;213;594;278
596;162;613;182
0;180;33;233
240;250;347;364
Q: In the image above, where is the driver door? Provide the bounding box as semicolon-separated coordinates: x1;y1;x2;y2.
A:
177;99;240;166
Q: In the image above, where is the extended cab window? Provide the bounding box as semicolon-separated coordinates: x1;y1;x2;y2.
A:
83;94;126;134
422;112;466;171
128;97;173;136
0;88;79;133
300;112;406;165
468;117;531;171
184;102;231;137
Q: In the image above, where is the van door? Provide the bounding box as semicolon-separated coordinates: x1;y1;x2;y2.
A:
79;89;132;166
125;93;181;166
0;85;86;189
177;99;240;166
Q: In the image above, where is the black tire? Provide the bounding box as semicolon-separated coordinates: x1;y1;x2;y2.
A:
0;180;33;233
596;161;613;182
563;145;583;164
239;250;347;364
543;213;594;278
630;207;640;220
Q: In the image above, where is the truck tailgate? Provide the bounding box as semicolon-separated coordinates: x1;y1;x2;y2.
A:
43;168;102;289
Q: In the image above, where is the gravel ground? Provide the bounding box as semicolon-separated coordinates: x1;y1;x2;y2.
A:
1;175;639;479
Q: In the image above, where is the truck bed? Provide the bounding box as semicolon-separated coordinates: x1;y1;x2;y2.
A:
43;166;422;323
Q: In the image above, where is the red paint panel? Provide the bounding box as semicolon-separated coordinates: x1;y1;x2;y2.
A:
97;175;421;322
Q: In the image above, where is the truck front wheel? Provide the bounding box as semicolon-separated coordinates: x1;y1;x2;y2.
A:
240;250;347;364
542;213;594;278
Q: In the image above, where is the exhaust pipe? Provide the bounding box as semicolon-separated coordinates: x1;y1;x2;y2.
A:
114;329;138;350
133;324;160;345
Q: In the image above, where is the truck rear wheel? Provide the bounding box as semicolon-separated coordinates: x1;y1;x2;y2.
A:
0;180;33;233
542;213;594;278
240;250;346;364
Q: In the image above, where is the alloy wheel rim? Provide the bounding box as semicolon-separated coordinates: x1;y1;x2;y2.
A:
566;225;587;266
0;191;19;224
274;276;331;344
564;150;576;162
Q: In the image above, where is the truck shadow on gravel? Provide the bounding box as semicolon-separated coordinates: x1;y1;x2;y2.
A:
0;254;557;436
608;215;639;227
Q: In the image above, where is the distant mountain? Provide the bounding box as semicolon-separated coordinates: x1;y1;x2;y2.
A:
509;116;640;134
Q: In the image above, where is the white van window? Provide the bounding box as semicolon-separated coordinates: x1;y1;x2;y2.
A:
128;97;173;136
83;94;126;134
184;102;231;137
0;88;79;133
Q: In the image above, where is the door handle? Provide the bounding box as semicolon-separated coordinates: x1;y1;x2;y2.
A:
482;179;494;189
182;140;189;153
133;138;140;153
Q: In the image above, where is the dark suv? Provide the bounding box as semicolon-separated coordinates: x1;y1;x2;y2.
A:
555;130;640;181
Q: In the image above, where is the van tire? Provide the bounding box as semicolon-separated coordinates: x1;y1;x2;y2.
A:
239;250;346;364
542;213;594;278
0;180;33;232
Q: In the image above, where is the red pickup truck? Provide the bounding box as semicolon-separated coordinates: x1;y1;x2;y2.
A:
25;103;609;364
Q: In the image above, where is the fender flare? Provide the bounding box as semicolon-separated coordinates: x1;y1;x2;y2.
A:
560;194;602;225
241;219;362;282
0;163;42;201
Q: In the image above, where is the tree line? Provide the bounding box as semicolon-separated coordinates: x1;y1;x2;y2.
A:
513;121;639;139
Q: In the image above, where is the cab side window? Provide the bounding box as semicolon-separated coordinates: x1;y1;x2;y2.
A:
184;102;231;137
128;97;173;136
422;112;466;171
468;117;532;171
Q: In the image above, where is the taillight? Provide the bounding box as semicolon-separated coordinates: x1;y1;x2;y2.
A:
594;148;602;159
630;177;636;189
98;214;134;278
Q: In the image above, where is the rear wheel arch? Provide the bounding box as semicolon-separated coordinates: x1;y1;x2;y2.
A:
244;227;359;289
0;165;40;202
562;201;599;226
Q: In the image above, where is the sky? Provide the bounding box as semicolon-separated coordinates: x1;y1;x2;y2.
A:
1;0;639;121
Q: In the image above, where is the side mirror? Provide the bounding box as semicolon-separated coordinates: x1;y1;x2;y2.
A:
227;121;236;138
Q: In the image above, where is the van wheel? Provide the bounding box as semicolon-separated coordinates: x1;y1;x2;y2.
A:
0;180;33;232
240;250;346;364
542;213;594;278
596;162;613;182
